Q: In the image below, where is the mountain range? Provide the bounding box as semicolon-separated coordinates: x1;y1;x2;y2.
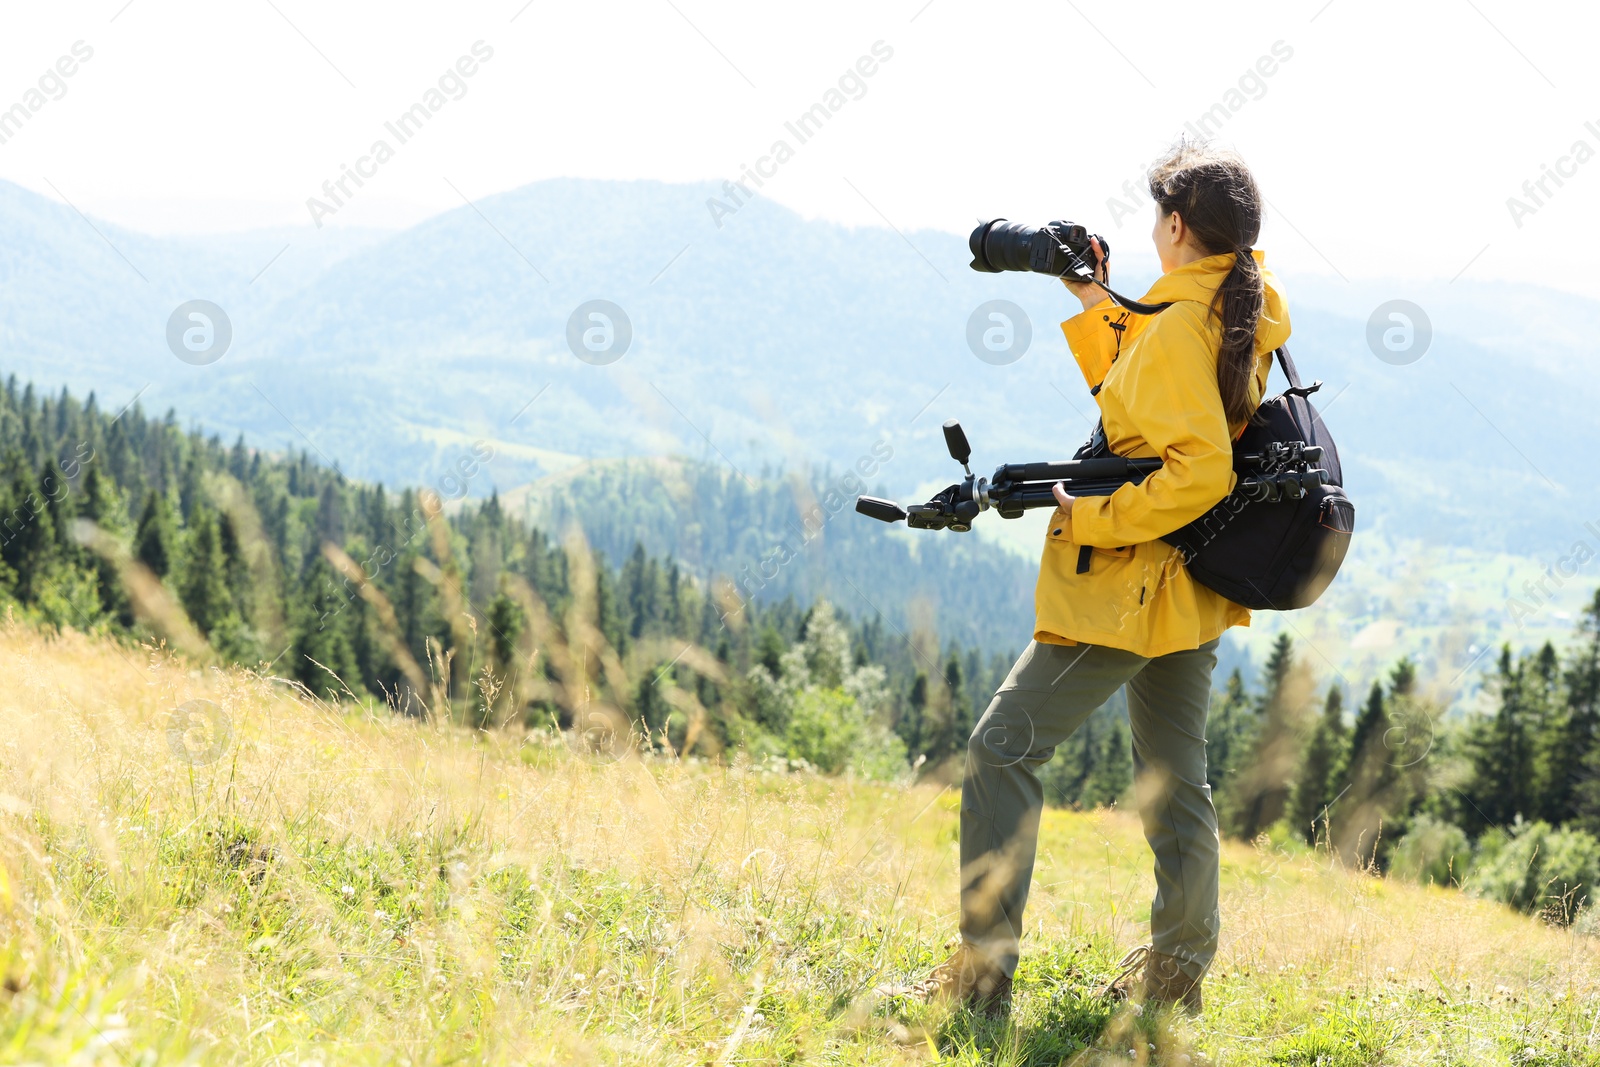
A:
4;175;1599;682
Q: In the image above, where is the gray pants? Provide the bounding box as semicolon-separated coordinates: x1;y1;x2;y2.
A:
960;638;1221;979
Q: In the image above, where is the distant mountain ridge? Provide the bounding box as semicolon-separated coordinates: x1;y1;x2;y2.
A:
1;175;1597;564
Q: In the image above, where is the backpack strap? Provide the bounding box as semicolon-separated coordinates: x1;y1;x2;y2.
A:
1275;345;1303;389
1274;345;1323;398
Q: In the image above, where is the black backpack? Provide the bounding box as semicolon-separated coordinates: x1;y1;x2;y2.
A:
1078;345;1354;610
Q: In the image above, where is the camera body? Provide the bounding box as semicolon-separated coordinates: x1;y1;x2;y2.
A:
968;219;1107;281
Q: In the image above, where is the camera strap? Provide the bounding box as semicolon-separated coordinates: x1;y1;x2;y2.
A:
1095;284;1173;317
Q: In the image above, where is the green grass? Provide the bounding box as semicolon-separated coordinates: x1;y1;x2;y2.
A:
3;625;1600;1064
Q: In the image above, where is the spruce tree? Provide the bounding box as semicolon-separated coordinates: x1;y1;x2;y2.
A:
3;457;57;603
1207;667;1254;794
1085;717;1134;808
1222;633;1305;839
179;506;240;646
40;458;76;557
1346;681;1391;786
1524;641;1569;822
1568;592;1600;831
290;555;362;701
133;489;176;579
78;465;130;622
1460;646;1536;834
900;671;929;755
945;651;972;751
1288;684;1347;844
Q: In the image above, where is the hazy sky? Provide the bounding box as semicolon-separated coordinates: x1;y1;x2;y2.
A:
2;0;1596;293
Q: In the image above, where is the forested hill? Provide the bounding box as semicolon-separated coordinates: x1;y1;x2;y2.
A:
0;374;1039;779
501;454;1036;656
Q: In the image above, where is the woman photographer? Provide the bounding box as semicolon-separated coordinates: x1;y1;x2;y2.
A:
918;142;1290;1016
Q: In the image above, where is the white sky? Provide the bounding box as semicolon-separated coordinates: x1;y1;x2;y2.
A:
1;0;1596;294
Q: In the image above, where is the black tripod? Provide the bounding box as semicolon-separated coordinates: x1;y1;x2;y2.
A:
855;421;1329;532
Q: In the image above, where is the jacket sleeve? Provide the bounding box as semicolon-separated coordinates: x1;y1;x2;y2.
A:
1069;303;1236;547
1059;297;1123;391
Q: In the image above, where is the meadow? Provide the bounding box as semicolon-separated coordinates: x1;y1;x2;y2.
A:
1;622;1597;1066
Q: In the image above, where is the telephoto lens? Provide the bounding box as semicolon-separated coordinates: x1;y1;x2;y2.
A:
968;219;1105;277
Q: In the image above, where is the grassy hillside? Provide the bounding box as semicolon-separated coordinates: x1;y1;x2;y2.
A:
2;627;1596;1065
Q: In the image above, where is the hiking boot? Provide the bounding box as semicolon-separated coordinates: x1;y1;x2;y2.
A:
906;942;1012;1017
1101;945;1203;1015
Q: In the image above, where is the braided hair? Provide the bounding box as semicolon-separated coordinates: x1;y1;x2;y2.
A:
1147;143;1265;427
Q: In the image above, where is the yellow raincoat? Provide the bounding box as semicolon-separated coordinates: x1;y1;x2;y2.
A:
1036;250;1291;658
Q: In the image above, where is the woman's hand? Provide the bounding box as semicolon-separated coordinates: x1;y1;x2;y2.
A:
1052;482;1075;517
1061;237;1109;312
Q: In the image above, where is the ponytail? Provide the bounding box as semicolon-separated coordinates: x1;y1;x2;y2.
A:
1147;143;1266;427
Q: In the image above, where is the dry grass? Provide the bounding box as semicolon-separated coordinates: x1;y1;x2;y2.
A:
1;621;1598;1065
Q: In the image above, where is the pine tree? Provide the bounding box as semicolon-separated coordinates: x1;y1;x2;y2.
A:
1288;684;1346;844
133;489;176;579
755;625;785;679
2;457;57;603
1259;633;1295;713
900;671;929;755
1222;633;1308;839
228;435;250;482
78;465;130;622
487;592;523;674
1568;592;1600;831
1524;641;1570;823
316;482;345;546
290;555;362;701
40;458;76;557
1345;681;1391;788
179;506;240;646
945;651;972;749
1460;646;1536;835
1207;667;1254;794
1084;717;1134;808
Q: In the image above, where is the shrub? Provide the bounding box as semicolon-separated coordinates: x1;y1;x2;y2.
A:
1389;814;1473;887
784;687;862;773
753;600;906;779
783;687;907;778
1468;820;1600;924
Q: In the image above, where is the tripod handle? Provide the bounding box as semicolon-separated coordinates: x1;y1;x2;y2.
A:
942;420;971;467
855;496;908;524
